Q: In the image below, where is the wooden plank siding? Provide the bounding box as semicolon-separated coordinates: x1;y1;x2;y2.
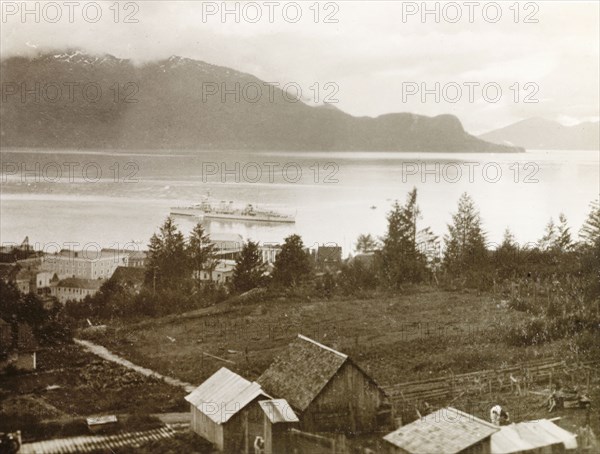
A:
190;404;224;450
300;362;393;434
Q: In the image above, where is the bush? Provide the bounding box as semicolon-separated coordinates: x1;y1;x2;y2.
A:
505;317;552;347
122;414;163;432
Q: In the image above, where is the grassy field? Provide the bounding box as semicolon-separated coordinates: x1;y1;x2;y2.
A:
83;287;567;386
75;286;599;440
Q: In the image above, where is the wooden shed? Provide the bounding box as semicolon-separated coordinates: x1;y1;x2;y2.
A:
383;407;499;454
257;334;393;434
185;367;269;453
490;419;577;454
259;399;300;454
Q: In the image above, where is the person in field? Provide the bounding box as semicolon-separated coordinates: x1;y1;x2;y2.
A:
490;404;510;425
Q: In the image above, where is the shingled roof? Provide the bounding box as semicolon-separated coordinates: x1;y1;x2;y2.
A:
383;407;499;454
257;334;349;412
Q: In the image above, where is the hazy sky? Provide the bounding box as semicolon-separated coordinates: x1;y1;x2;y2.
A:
2;0;599;133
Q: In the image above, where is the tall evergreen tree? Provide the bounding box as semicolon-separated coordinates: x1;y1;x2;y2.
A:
443;193;487;275
145;217;189;291
380;188;428;287
187;223;216;283
495;227;520;279
355;233;378;253
579;200;600;246
232;241;266;293
555;213;573;252
272;234;312;287
538;218;557;251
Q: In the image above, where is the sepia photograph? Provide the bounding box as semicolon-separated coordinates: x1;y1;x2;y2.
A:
0;1;599;453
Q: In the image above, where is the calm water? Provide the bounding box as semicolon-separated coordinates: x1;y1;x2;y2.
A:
1;149;598;255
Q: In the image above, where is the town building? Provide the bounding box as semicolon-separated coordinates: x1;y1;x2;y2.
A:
257;334;393;434
110;266;145;293
35;271;56;295
316;245;343;269
43;249;128;280
197;260;236;285
259;245;281;265
50;278;103;304
383;407;499;454
124;250;147;268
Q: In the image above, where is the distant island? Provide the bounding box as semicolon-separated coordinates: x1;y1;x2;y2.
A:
1;51;523;153
480;117;600;151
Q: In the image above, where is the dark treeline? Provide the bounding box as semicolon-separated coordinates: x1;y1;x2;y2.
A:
343;190;600;355
68;221;314;319
65;191;599;356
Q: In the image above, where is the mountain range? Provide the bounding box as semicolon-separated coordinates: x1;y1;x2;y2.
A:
1;51;523;153
480;117;599;151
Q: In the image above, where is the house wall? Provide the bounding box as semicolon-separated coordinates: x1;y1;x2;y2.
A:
45;254;126;280
51;286;99;304
300;362;392;434
190;398;268;453
190;404;224;450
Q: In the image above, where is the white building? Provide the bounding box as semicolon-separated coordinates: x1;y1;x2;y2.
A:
197;259;236;285
43;249;128;280
50;278;103;304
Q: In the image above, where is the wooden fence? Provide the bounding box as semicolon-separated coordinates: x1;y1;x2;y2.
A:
382;358;599;407
286;429;348;454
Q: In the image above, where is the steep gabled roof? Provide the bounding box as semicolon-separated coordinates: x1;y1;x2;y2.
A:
383;407;499;454
257;334;349;412
185;367;269;425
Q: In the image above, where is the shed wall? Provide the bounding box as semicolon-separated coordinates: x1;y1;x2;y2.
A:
301;362;392;434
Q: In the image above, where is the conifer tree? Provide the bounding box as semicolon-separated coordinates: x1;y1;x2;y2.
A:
145;217;188;291
187;223;216;283
380;188;428;287
272;234;312;287
443;193;487;275
579;200;600;247
232;241;265;293
555;213;573;252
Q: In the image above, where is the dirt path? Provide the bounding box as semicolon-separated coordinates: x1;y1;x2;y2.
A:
74;339;196;393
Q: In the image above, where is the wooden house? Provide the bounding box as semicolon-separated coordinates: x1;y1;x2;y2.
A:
257;334;393;434
185;367;298;453
259;399;300;454
383;407;499;454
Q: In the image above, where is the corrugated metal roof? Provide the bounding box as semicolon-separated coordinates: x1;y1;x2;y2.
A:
383;407;499;454
259;399;300;424
257;334;348;412
20;427;176;454
185;367;270;425
491;419;578;453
